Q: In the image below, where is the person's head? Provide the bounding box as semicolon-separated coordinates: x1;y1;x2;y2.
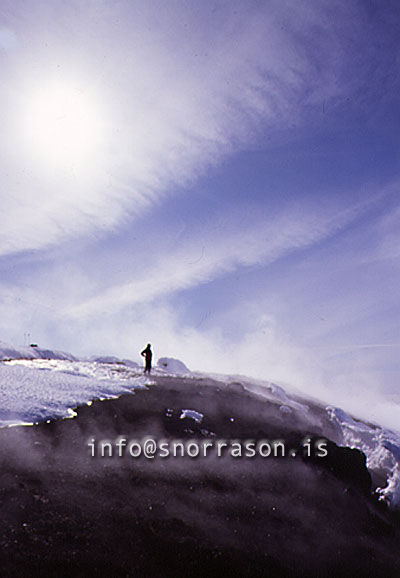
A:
147;343;151;348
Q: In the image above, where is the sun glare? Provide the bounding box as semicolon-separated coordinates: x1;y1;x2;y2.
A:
25;81;103;169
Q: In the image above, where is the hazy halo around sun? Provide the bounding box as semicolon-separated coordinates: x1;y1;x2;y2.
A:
24;80;104;170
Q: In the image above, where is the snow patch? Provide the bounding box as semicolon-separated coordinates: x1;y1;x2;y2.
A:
157;357;191;375
327;406;400;508
91;355;123;364
180;409;204;424
377;465;400;508
0;359;147;426
279;405;293;414
0;340;76;361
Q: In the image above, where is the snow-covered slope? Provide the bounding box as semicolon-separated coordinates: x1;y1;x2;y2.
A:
0;341;399;510
0;341;76;361
0;358;148;426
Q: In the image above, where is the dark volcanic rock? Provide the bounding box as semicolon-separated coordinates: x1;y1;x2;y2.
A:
303;438;372;495
0;376;398;578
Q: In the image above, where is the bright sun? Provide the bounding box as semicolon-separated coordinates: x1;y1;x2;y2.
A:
25;81;102;169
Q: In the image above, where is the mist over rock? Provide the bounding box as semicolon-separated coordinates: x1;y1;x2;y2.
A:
0;375;398;578
0;338;399;510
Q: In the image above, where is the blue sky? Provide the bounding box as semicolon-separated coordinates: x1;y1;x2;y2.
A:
1;1;400;427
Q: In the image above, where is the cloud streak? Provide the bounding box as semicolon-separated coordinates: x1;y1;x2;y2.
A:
65;196;372;319
1;0;365;257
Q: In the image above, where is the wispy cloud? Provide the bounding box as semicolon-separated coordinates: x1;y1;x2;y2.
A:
1;1;364;256
65;196;371;319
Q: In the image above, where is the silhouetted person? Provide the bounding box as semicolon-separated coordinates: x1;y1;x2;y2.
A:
141;343;152;375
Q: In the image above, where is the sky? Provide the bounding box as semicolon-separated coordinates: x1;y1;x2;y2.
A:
1;0;400;428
